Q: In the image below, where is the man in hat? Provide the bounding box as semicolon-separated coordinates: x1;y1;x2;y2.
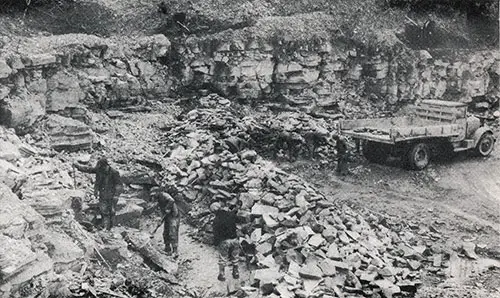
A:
74;158;122;230
211;200;241;281
333;135;349;175
150;186;180;257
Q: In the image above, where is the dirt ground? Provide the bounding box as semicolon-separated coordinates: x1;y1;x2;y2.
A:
279;144;500;295
281;147;500;250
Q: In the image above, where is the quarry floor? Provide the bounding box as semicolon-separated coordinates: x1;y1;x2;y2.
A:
146;129;500;297
282;150;500;294
144;152;500;297
104;106;500;297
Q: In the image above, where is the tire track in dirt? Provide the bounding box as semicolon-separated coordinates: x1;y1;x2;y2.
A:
281;155;500;248
435;152;500;224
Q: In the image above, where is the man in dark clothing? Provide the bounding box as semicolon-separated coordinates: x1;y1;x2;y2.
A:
304;131;329;159
74;158;122;230
334;135;349;175
211;201;241;281
151;186;180;257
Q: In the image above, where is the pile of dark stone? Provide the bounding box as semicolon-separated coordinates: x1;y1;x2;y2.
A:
155;108;444;298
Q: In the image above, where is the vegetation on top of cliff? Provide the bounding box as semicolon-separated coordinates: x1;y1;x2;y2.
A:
387;0;499;20
157;0;497;49
0;0;497;50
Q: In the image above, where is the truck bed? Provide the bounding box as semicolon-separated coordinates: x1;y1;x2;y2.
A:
340;116;462;144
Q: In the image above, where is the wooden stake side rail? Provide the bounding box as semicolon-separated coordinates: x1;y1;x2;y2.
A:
339;100;468;144
341;123;461;144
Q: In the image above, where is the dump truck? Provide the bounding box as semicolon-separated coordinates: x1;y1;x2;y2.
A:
339;100;496;170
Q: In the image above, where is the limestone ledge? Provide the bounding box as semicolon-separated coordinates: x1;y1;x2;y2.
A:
180;36;500;113
0;33;498;132
0;34;171;133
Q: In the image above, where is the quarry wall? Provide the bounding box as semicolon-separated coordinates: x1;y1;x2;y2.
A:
0;33;498;132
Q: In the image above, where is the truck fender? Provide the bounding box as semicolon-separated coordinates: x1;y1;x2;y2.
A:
472;127;495;147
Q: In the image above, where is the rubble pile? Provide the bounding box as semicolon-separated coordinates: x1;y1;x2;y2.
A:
155;109;433;298
198;93;232;108
256;112;335;160
0;125;89;296
171;97;337;161
0;124;184;297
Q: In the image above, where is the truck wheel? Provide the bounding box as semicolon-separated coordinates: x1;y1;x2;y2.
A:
363;141;390;163
475;132;495;157
407;143;430;170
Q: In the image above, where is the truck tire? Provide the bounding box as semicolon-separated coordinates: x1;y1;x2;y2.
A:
475;132;495;157
407;142;430;170
363;141;390;163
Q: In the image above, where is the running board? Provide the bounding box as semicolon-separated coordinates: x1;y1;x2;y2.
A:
453;139;474;152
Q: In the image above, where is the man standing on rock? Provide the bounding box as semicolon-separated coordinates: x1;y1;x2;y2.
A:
150;186;180;257
334;135;349;175
211;201;241;281
74;158;122;230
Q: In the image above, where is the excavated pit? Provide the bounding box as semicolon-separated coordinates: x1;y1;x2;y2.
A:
0;1;499;296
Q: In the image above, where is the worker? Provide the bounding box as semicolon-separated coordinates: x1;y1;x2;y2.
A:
74;158;122;230
304;130;329;159
150;186;180;257
333;135;349;175
211;201;241;281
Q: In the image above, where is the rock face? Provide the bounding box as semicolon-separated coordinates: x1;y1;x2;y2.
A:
0;126;28;189
0;93;46;134
0;184;45;239
0;130;91;297
0;122;177;297
44;114;95;151
0;185;53;294
22;188;85;218
1;33;497;133
46;71;85;113
179;37;499;115
0;235;54;288
0;183;88;297
0;34;172;132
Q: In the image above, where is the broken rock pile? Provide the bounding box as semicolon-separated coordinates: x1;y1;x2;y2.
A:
0;123;183;297
167;105;337;162
157;110;427;297
256;111;335;159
